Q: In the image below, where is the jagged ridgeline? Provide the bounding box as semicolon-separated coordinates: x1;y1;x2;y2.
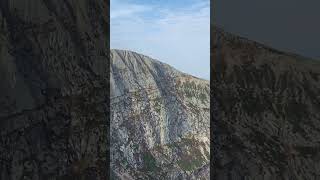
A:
212;26;320;179
0;0;108;179
110;49;210;179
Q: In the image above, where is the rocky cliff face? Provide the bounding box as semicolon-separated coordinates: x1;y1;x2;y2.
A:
212;27;320;179
110;49;210;179
0;1;108;179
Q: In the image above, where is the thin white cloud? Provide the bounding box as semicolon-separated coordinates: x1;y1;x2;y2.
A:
111;0;210;80
110;4;152;19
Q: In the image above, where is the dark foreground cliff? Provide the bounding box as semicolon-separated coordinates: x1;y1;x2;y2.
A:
0;1;109;179
110;49;210;179
212;27;320;179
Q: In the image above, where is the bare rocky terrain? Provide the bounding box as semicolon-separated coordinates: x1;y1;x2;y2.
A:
110;49;210;179
212;26;320;180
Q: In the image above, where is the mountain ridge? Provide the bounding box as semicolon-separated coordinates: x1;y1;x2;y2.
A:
213;25;320;63
110;50;210;179
111;49;209;81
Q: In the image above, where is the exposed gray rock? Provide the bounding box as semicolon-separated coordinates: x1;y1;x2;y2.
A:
0;0;108;179
212;26;320;180
110;49;210;179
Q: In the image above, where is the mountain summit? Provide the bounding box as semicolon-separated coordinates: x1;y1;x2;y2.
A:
110;49;210;179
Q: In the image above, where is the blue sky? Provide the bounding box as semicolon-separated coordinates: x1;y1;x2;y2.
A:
111;0;210;80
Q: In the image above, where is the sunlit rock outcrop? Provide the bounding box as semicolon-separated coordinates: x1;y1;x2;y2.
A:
110;49;210;179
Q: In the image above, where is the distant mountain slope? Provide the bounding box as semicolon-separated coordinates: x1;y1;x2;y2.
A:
110;49;210;179
212;26;320;179
0;1;108;179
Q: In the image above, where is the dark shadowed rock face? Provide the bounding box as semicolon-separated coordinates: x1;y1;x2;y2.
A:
0;1;108;179
110;49;210;179
212;27;320;180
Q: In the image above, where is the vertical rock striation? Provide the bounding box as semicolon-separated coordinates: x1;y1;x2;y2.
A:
110;49;210;179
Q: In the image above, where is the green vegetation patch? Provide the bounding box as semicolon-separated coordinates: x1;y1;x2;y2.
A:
187;102;200;115
182;81;197;98
142;151;157;172
199;92;208;103
176;137;207;172
150;136;208;172
177;148;206;172
121;158;128;167
132;144;139;151
153;97;162;114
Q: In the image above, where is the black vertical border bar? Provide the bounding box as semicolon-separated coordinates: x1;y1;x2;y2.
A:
210;0;214;178
105;0;111;178
210;0;220;178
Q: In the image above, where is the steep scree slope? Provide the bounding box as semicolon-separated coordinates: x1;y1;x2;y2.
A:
110;49;210;179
